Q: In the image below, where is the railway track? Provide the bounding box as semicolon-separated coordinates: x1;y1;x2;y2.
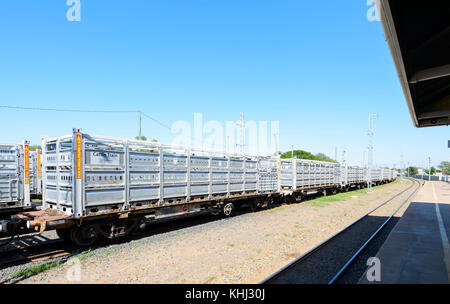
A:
0;210;230;269
261;178;422;284
0;205;269;269
0;239;69;268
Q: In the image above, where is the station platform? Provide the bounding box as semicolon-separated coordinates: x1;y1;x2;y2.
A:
360;181;450;284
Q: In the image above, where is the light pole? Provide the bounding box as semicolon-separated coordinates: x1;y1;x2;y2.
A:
138;109;142;139
367;113;377;192
236;112;245;154
400;151;404;179
422;161;425;181
428;157;431;181
273;133;278;156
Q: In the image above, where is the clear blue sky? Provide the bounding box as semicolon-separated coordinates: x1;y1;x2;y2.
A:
0;1;448;169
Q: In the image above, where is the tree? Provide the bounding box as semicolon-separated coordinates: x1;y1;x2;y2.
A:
280;150;336;162
28;145;42;151
281;150;318;160
135;136;147;141
407;166;418;175
315;153;337;163
438;161;450;174
424;167;436;175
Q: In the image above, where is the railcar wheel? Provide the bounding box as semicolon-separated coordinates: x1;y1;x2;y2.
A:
222;202;234;217
258;199;270;209
287;196;296;204
69;225;98;246
131;217;147;236
56;228;71;243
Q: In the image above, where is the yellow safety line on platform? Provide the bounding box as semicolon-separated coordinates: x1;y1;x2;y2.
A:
432;181;450;283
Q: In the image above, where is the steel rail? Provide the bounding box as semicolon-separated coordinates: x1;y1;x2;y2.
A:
0;239;65;267
328;178;421;284
0;249;71;268
260;178;418;284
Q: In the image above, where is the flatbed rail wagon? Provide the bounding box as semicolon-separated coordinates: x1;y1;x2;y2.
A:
1;129;280;245
0;129;397;246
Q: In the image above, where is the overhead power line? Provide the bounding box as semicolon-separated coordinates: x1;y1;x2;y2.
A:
0;105;170;131
0;105;136;113
0;104;169;135
141;112;172;130
0;104;225;151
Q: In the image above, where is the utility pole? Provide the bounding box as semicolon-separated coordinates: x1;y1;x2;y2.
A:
273;133;278;156
407;161;410;177
335;147;338;163
291;145;294;158
428;156;431;181
400;151;404;179
367;113;377;192
236;112;245;154
138;110;142;139
422;161;425;180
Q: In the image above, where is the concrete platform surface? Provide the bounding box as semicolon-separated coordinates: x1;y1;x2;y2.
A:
359;181;450;284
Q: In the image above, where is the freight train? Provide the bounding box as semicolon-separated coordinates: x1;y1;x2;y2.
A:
0;141;42;214
0;129;397;246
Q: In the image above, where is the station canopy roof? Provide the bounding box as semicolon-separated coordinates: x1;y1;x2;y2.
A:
379;0;450;127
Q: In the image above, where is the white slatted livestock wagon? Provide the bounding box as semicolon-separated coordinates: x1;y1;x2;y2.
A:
29;150;42;198
340;165;366;188
18;129;279;245
0;142;31;212
280;158;340;197
367;168;382;184
0;129;398;246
